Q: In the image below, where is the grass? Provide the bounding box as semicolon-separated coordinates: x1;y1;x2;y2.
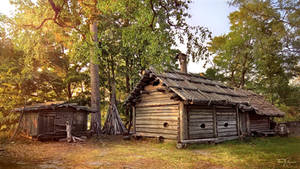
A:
0;135;299;169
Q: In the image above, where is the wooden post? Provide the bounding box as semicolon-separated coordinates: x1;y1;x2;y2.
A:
213;105;217;137
179;102;188;142
236;105;240;137
132;106;136;134
66;121;72;143
246;112;250;134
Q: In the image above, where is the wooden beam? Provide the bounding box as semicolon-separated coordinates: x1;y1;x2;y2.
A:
179;102;188;142
181;138;217;144
246;112;250;134
236;105;240;137
213;105;217;138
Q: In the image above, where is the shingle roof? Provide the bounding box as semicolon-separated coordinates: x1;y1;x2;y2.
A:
126;69;285;117
14;101;95;113
235;89;285;116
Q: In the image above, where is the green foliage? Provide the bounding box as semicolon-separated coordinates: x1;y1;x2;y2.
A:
0;0;211;129
207;0;300;119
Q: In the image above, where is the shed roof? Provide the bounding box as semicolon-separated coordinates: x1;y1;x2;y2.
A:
126;69;284;117
235;89;285;116
14;101;95;113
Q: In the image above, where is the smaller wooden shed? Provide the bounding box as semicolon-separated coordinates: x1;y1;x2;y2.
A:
236;89;285;135
14;102;94;140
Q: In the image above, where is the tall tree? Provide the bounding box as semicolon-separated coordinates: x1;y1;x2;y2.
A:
208;0;299;105
5;0;211;134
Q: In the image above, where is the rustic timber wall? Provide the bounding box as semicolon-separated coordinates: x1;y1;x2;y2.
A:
249;114;270;132
216;106;238;137
20;108;88;139
239;112;249;135
21;112;39;137
188;105;214;139
135;82;179;140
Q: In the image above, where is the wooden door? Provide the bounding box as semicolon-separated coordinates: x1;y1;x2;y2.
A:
188;105;214;139
216;106;238;137
39;114;55;134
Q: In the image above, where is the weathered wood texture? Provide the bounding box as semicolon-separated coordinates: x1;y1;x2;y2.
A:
135;84;179;140
188;105;214;139
21;112;39;137
249;113;270;132
216;106;238;137
179;102;188;141
239;112;248;135
21;107;89;140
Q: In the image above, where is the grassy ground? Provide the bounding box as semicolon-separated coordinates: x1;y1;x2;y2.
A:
0;134;299;169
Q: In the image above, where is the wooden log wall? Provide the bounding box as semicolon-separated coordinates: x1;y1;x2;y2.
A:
249;113;270;132
188;105;214;139
135;82;179;140
21;112;39;137
216;106;238;137
38;108;88;138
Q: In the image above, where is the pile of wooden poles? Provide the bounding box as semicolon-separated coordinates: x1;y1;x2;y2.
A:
102;103;127;135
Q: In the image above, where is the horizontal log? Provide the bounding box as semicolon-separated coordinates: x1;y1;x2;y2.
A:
136;109;179;113
216;120;236;125
217;132;237;137
136;124;178;130
216;117;236;121
136;112;178;117
189;130;214;135
189;119;213;123
189;126;213;131
136;105;178;111
190;134;214;139
189;111;213;115
189;122;213;127
189;115;213;119
217;124;237;129
216;112;236;115
136;116;178;121
136;128;178;135
181;138;217;144
217;128;237;133
136;102;179;108
135;132;177;140
139;97;178;104
136;120;178;126
189;110;213;114
189;121;214;125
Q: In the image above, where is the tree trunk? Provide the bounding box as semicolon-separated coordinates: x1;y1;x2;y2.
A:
125;57;132;133
90;20;101;135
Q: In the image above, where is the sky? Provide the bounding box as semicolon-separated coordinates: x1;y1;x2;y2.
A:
186;0;236;73
0;0;237;73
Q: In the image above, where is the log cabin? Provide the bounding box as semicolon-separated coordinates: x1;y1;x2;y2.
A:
125;54;284;145
14;102;94;140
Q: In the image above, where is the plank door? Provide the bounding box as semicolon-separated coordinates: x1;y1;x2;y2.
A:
216;106;238;137
188;105;214;139
39;114;55;134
